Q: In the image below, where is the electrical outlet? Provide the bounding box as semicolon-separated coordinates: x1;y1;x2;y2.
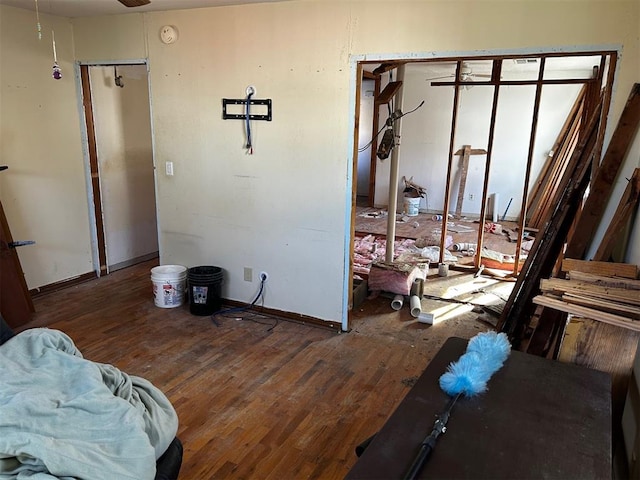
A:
244;267;253;282
468;193;474;201
165;161;174;176
259;271;269;282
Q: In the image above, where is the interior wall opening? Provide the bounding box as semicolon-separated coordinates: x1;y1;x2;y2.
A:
348;49;617;330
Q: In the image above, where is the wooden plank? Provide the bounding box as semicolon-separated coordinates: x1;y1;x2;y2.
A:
80;65;107;276
454;145;488;218
565;83;640;259
540;278;640;306
562;293;640;320
562;258;638;279
533;295;640;332
453;148;487;156
567;270;640;290
593;168;640;261
376;81;402;105
558;316;640;437
528;89;585;229
455;145;471;218
368;75;381;207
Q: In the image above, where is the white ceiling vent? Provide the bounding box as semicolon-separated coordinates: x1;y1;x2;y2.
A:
514;58;539;65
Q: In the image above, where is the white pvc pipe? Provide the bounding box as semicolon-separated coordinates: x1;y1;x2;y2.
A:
492;192;500;222
385;64;406;263
391;294;404;311
410;295;421;317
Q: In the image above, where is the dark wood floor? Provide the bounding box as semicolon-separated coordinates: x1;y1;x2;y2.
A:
25;260;490;479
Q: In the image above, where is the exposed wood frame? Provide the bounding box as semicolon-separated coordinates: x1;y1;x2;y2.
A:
349;62;364;310
513;57;545;276
368;74;381;207
473;59;503;270
428;52;615;275
80;65;107;276
438;62;462;264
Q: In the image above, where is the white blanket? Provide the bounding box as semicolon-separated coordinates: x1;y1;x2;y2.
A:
0;328;178;480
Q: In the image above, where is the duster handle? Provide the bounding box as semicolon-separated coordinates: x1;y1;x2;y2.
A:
402;394;460;480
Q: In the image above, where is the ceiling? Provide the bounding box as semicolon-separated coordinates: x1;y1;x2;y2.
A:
0;0;290;17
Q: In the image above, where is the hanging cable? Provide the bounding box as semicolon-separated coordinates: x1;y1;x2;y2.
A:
245;89;253;154
359;100;426;153
212;274;266;319
35;0;42;40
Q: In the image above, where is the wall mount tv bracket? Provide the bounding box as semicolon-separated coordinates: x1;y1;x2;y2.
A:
222;98;272;121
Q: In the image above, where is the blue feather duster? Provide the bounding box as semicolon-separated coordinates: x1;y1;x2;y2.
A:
439;331;511;397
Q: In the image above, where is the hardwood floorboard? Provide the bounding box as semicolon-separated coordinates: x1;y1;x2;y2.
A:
23;259;491;479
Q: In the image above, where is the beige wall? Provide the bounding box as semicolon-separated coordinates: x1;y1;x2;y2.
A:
0;6;93;288
1;1;639;325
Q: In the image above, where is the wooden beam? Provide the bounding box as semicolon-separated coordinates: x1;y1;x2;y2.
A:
533;295;640;332
564;83;640;259
368;75;381;207
562;258;639;279
561;293;640;320
527;86;585;229
453;145;487;218
540;278;640;306
376;81;402;105
474;59;503;270
566;270;640;290
372;62;402;76
593;168;640;261
439;62;462;265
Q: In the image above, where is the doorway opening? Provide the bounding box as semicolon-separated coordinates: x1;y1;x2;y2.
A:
79;62;159;276
347;48;618;331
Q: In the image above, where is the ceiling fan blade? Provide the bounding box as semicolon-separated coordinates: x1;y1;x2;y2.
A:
117;0;151;7
425;75;454;81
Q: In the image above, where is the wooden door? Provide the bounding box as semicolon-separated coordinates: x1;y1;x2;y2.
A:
0;200;34;328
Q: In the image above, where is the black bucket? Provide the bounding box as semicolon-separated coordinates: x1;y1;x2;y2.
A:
187;266;223;316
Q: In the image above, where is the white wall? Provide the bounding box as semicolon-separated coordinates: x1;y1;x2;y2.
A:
1;1;638;326
357;80;374;197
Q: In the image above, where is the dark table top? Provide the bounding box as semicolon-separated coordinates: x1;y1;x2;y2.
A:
346;337;612;480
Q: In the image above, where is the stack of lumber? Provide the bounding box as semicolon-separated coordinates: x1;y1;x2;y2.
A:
533;259;640;332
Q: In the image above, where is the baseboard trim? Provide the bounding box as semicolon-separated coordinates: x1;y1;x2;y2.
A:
30;272;98;297
223;299;342;333
109;252;159;272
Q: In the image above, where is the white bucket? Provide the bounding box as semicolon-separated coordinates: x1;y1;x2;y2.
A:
404;196;421;216
151;265;187;308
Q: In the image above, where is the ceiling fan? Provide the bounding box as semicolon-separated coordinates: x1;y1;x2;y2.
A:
425;62;493;83
117;0;151;7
